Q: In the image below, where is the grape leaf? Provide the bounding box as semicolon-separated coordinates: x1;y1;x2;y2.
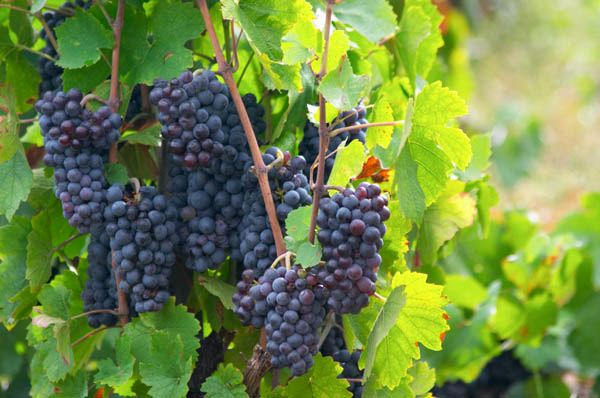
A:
443;275;487;310
139;332;193;398
55;9;113;68
105;163;129;185
26;209;54;291
95;334;135;389
327;140;367;188
9;0;34;46
30;0;47;13
393;146;425;223
408;0;444;81
474;180;499;238
121;125;161;146
333;0;397;43
38;285;71;320
0;151;33;221
359;271;449;388
61;59;111;93
38;337;73;382
201;363;248;398
407;361;436;395
281;18;321;65
395;7;430;93
0;216;31;325
21;122;43;147
363;286;406;383
319;58;369;112
285;206;313;242
366;96;395;150
0;83;20;163
460;133;492;180
199;275;236;310
379;200;412;276
281;354;351;398
53;372;88;398
296;241;322;268
417;181;476;264
313;30;350;75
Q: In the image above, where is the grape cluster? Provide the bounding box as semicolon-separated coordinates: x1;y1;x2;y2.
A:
237;148;313;276
81;222;118;328
299;104;367;182
104;184;178;313
333;350;364;397
37;1;91;94
36;89;121;233
316;183;389;314
233;267;329;376
150;70;265;170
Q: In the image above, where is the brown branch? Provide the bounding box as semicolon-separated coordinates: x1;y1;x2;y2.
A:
71;326;117;347
80;94;108;107
345;378;363;383
231;20;240;72
53;232;85;253
95;0;112;25
322;185;345;192
196;0;286;259
108;0;124;113
70;308;119;321
308;0;335;244
36;12;59;54
110;250;129;325
0;4;33;15
243;344;272;398
330;121;403;137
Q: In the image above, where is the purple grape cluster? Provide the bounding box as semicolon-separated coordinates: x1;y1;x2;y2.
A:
299;104;367;182
150;70;265;170
81;222;118;328
233;266;329;376
104;184;179;313
237;147;313;276
316;183;390;314
37;1;91;94
36;88;121;233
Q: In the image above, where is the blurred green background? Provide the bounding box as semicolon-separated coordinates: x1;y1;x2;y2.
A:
437;0;600;227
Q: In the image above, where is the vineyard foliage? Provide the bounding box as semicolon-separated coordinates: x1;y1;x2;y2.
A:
0;0;598;397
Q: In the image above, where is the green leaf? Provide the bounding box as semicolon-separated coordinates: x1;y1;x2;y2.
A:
285;206;313;242
361;272;449;388
333;0;397;43
38;284;71;320
126;298;201;365
21;122;43;147
200;276;236;310
0;151;33;221
5;50;40;113
327;139;367;187
53;372;88;398
0;83;20;163
95;334;135;389
396;7;430;92
314;30;350;75
123;1;205;85
139;332;193;398
201;363;248;398
521;375;570;398
55;9;114;68
366;96;395;150
281;18;321;65
296;241;322;268
394;146;425;223
319;58;369;111
61;59;111;93
9;0;34;46
417;181;476;264
283;354;351;398
105;163;129;185
407;361;435;395
222;0;312;61
409;0;444;80
0;216;31;324
363;286;406;383
39;337;73;382
26;209;54;290
443;275;487;310
31;0;47;13
121;125;161;146
474;180;499;238
460;133;492;180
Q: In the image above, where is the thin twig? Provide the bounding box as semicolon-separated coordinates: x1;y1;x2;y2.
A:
223;19;231;64
317;311;336;351
43;6;75;17
99;51;112;69
307;0;335;244
71;326;116;347
36;12;59;54
80;94;107;107
231;20;240;72
12;43;57;62
70;308;119;321
373;292;386;301
108;0;124;113
330;121;403;137
345;378;363;383
235;48;254;87
53;232;84;253
19;117;38;124
95;0;113;25
193;52;217;63
0;4;33;15
196;0;287;261
322;185;345;192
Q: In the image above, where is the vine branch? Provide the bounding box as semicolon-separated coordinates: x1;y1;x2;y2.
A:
108;0;125;113
330;120;403;137
308;0;335;244
196;0;287;260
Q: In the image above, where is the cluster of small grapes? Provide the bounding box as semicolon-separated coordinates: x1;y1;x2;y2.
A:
37;1;91;94
104;184;179;313
150;70;265;170
299;104;368;182
233;267;329;376
36;88;121;233
237;147;313;277
432;350;530;398
81;222;118;328
316;183;390;314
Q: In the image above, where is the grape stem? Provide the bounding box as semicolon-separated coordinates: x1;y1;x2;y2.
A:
308;137;345;187
95;0;113;25
322;185;346;192
53;232;85;253
308;0;336;244
80;94;108;107
269;251;295;270
345;378;363;383
69;308;119;321
196;0;287;263
71;326;118;347
373;292;386;302
236;51;255;87
316;311;336;351
108;0;124;113
36;11;60;54
329;120;403;137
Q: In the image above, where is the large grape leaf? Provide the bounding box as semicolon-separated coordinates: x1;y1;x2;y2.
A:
358;271;449;389
53;372;88;398
319;58;369;111
0;83;20;163
9;0;34;46
139;332;193;398
408;0;444;81
393;146;426;223
26;209;55;290
38;284;71;321
333;0;397;43
62;59;111;93
95;334;135;390
0;151;33;221
55;9;113;68
395;6;430;93
366;95;395;150
417;181;477;264
0;216;31;325
327;140;367;187
4;50;40;113
201;363;248;398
